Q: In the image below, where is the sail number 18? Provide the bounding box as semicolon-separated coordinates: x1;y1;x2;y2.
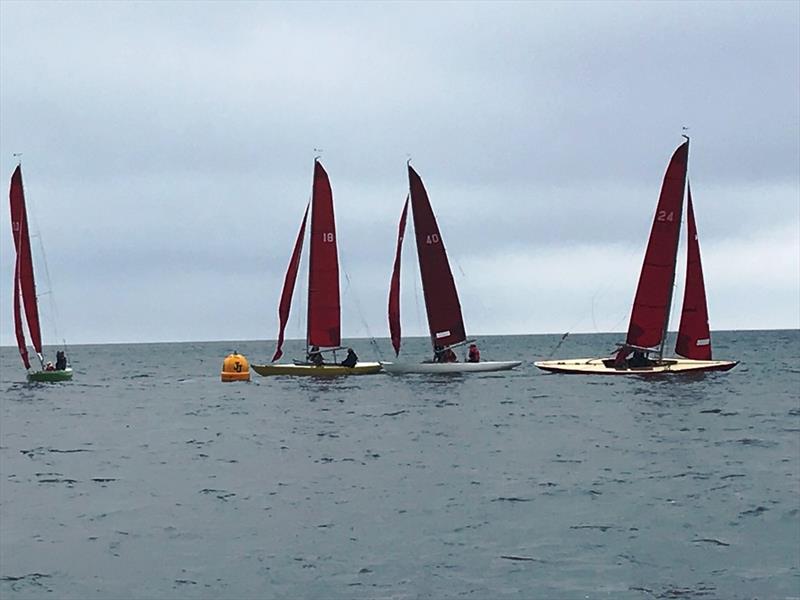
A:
322;232;335;242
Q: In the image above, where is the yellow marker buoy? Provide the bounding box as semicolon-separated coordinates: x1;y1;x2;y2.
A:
221;352;250;382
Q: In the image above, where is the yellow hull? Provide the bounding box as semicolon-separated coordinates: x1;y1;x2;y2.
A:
534;357;738;375
251;362;382;377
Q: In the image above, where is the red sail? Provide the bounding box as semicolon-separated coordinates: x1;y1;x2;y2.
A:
306;160;341;348
9;165;43;359
13;263;31;369
272;203;309;362
408;165;466;349
675;184;712;360
388;196;409;356
625;141;688;350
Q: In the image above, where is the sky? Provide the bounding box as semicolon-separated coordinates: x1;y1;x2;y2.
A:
0;0;798;347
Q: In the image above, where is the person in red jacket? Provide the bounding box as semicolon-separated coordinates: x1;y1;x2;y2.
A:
467;343;480;363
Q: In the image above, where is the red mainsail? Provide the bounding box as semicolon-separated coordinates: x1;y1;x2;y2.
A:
625;140;688;351
9;165;42;365
675;184;712;360
306;160;341;348
388;196;409;356
408;165;466;349
272;202;309;362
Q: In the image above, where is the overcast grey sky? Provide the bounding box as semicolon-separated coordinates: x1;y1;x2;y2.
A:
1;0;798;346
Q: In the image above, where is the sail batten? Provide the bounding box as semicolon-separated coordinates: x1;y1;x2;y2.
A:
272;203;309;362
388;196;409;356
9;165;43;366
307;160;341;348
675;184;712;360
408;165;466;349
625;141;688;351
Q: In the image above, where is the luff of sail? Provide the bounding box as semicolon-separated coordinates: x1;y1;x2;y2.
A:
388;196;409;356
625;140;688;350
272;203;310;362
408;165;466;349
675;183;712;360
9;165;43;366
306;160;341;348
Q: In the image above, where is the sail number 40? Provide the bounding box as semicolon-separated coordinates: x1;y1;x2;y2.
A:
426;233;440;244
322;232;335;242
657;211;675;222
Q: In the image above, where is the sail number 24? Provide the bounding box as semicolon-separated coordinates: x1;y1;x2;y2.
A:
656;211;675;222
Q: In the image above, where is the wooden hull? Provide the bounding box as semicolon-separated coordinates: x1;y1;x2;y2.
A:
534;357;738;375
381;360;522;375
27;368;73;382
251;362;382;377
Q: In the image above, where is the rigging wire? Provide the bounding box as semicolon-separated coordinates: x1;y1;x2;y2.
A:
24;166;68;353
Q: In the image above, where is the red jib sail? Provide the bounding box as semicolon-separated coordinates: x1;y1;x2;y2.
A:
306;160;341;348
388;196;409;356
9;165;42;366
408;165;466;349
675;184;712;360
272;202;309;362
625;140;689;350
13;263;31;369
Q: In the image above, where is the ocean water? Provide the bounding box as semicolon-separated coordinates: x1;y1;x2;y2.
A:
1;330;798;600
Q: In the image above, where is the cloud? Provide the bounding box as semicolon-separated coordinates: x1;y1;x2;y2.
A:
0;0;797;346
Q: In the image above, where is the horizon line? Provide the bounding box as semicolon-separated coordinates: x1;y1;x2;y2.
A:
0;327;796;348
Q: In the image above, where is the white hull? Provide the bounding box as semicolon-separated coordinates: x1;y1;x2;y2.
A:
381;360;521;374
534;357;738;375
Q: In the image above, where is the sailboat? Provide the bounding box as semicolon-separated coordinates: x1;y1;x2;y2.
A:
9;164;73;382
251;159;381;376
381;163;521;374
534;138;738;375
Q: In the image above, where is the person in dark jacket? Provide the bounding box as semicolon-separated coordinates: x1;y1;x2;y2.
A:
55;350;67;370
340;348;358;368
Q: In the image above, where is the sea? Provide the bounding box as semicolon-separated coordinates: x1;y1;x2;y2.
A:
1;330;798;600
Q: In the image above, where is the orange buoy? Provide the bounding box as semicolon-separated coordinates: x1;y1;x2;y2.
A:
221;352;250;382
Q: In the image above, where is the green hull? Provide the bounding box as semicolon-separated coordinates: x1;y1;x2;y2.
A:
27;368;74;382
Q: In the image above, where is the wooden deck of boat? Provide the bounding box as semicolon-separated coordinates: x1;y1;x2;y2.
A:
534;358;738;375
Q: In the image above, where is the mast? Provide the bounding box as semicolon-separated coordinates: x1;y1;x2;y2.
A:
625;139;689;357
657;136;689;360
9;163;44;369
306;159;341;349
408;164;466;350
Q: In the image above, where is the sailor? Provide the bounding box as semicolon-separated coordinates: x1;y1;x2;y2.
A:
433;345;445;363
55;350;67;370
629;351;651;367
340;348;358;368
442;347;458;362
467;343;480;363
307;345;324;366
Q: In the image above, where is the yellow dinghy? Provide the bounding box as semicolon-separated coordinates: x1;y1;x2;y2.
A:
255;160;380;378
251;362;382;377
